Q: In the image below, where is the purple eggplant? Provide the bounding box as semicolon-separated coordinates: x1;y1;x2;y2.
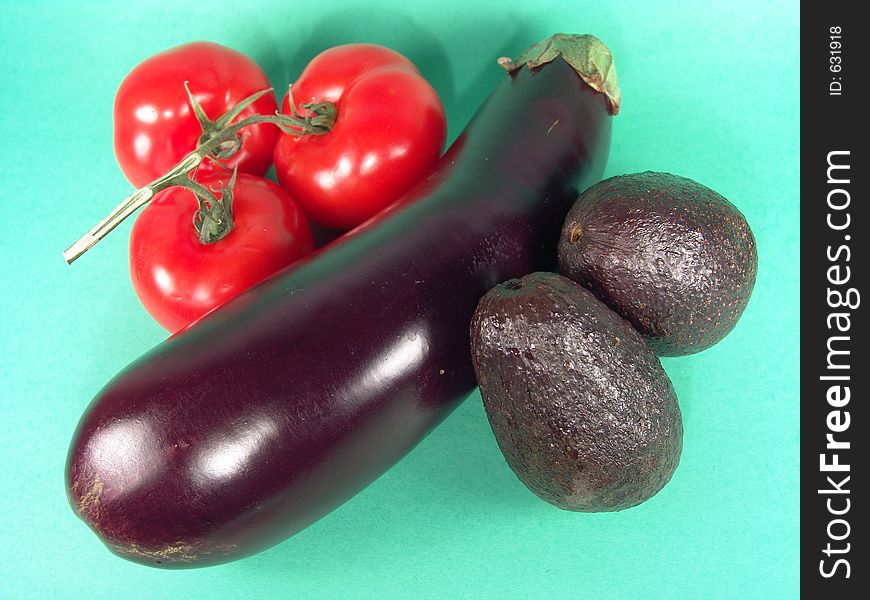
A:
67;34;619;568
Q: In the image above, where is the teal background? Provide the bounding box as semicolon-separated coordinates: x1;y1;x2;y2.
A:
0;1;799;598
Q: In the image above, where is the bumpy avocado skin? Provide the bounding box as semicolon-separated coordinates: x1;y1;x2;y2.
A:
470;272;683;512
557;172;757;356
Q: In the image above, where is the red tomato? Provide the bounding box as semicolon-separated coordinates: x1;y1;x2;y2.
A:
273;44;447;230
129;173;313;333
114;42;279;188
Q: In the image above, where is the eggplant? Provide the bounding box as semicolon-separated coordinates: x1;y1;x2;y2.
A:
67;34;619;568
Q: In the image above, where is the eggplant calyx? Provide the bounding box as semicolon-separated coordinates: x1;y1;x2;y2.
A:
498;33;621;115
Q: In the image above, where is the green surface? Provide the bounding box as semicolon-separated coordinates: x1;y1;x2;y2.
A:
0;1;799;598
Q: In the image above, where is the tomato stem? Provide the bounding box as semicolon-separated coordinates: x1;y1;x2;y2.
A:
192;167;237;244
63;86;337;264
281;85;338;135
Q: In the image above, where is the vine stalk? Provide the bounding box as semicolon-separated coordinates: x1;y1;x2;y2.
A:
63;85;335;264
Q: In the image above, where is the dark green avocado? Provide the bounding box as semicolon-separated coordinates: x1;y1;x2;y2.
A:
470;272;683;512
558;171;757;356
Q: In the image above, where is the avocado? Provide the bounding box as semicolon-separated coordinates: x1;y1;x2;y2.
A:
557;172;757;356
470;272;683;512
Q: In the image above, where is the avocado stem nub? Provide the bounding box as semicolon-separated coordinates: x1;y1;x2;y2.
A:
569;223;584;243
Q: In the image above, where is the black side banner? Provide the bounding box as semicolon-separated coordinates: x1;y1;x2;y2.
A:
802;5;867;596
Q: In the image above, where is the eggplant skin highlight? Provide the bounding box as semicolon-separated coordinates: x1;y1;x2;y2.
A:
67;34;616;568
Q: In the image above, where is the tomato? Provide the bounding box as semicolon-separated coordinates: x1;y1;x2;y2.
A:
114;42;279;188
129;173;313;333
273;44;447;230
